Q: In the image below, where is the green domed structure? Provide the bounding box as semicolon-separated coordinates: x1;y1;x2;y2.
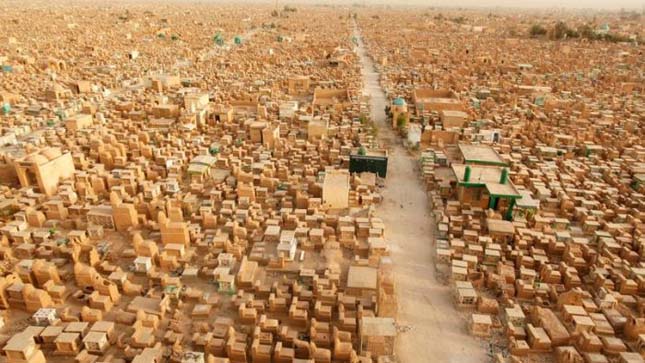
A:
393;97;406;106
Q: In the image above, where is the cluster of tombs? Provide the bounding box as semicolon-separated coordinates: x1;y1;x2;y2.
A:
357;8;645;363
0;3;401;363
1;2;643;363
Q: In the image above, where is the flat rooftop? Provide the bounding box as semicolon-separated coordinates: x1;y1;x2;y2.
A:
458;144;507;166
452;164;521;198
361;316;397;337
347;265;377;290
323;170;350;189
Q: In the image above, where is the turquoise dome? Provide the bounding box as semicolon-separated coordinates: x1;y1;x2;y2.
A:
393;97;406;106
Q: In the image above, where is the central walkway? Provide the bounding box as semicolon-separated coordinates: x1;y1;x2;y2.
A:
353;23;488;363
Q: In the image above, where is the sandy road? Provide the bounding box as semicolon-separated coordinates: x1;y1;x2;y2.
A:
353;22;488;363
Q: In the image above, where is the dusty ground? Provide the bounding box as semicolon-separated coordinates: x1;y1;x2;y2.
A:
354;24;489;363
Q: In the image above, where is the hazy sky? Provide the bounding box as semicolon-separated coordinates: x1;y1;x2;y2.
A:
9;0;643;10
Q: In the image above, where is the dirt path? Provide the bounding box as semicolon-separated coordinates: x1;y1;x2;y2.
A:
353;24;488;363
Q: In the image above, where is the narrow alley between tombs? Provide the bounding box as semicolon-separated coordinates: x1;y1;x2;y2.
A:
353;22;488;363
